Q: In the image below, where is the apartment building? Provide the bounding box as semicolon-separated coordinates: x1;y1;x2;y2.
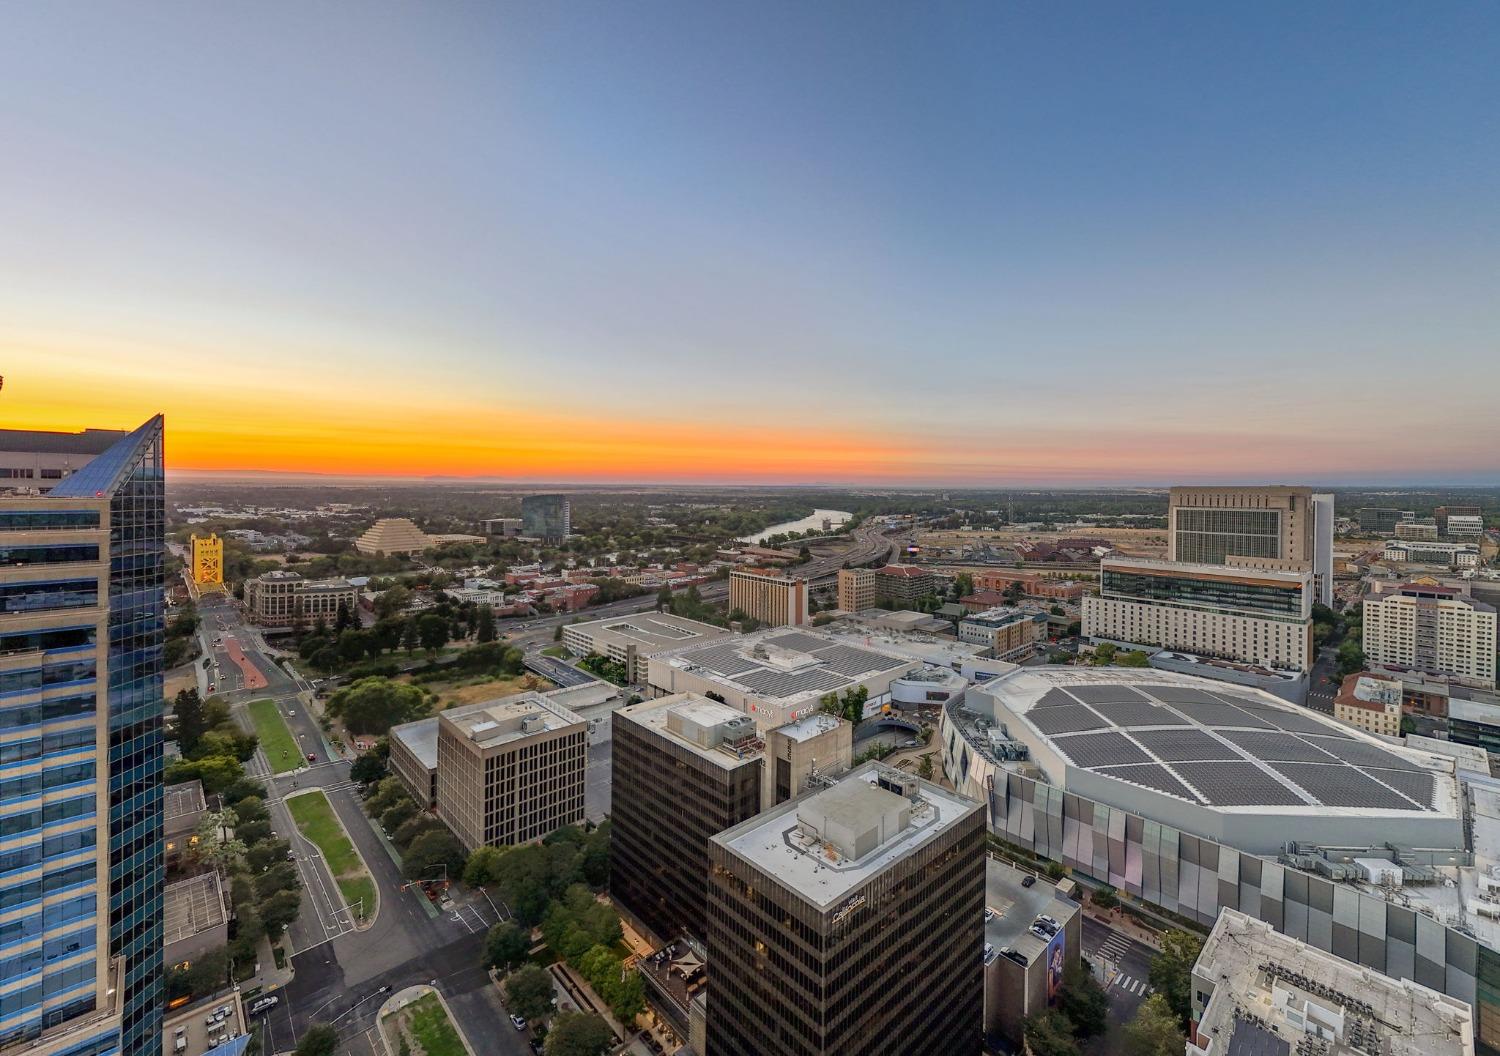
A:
1333;672;1404;739
434;693;587;851
728;567;808;627
707;764;985;1056
1084;556;1314;671
836;567;877;613
242;570;358;627
1168;485;1333;607
610;695;764;944
1363;583;1497;689
0;418;166;1056
957;607;1042;662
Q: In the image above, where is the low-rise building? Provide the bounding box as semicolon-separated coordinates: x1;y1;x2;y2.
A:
1394;518;1441;542
958;606;1043;662
1188;908;1474;1056
162;872;229;972
160;992;247;1056
243;569;358;627
1359;508;1413;535
647;626;921;730
164;780;207;867
1334;672;1404;739
982;861;1081;1048
1382;540;1482;568
435;692;587;850
1363;582;1497;689
728;567;809;627
481;516;524;537
389;716;439;808
972;570;1087;600
561;611;730;684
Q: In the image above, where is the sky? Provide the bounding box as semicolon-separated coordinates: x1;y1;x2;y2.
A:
2;2;1498;485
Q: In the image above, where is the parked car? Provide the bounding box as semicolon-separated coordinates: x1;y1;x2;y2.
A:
306;753;318;763
1021;875;1036;888
510;1014;527;1031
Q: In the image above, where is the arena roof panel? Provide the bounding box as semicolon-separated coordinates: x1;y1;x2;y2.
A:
1053;731;1153;768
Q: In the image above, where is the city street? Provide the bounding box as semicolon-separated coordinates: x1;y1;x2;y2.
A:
1081;915;1159;1026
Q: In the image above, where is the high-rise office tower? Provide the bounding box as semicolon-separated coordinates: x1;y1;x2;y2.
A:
0;416;165;1056
520;494;570;543
727;568;808;627
706;763;985;1056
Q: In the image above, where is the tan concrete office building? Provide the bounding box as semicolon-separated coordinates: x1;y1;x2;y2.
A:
243;569;358;627
729;567;808;627
1168;485;1333;606
957;607;1043;662
1363;582;1497;689
435;692;588;850
353;517;431;556
560;610;729;684
837;567;877;614
388;716;439;808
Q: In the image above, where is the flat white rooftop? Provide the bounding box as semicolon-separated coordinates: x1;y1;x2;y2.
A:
714;761;979;909
1196;908;1473;1056
653;627;916;704
616;693;761;769
442;691;584;750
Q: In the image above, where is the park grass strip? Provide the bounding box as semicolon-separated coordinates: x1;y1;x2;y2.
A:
286;790;378;924
247;698;302;774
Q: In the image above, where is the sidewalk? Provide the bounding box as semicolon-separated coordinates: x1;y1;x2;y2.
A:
1082;904;1164;950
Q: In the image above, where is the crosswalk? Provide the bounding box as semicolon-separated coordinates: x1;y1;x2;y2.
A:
1095;933;1132;964
1113;974;1152;996
1091;933;1155;998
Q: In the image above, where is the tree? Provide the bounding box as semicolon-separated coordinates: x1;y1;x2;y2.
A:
350;745;389;786
655;585;673;611
463;845;506;888
1118;650;1151;668
334;600;355;633
259;888;303;939
917;754;935;780
1056;957;1110;1039
402;828;468;884
337;629;368;666
295;1024;339;1056
1122;993;1185;1056
1090;642;1118;667
484;921;531;973
544;1012;614;1056
326;677;429;736
1336;637;1366;677
374;585;411;621
400;618;420;654
417;613;449;654
475;605;497;643
174;688;208;755
953;572;974;599
1148;929;1205;1029
504;964;556;1022
1022;1010;1080;1056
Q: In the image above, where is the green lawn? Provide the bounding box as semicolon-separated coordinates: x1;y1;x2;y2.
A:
247;698;302;774
286;791;377;922
541;645;568;658
391;993;467;1056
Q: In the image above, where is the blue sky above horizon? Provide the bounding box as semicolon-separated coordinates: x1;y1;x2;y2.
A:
2;2;1497;484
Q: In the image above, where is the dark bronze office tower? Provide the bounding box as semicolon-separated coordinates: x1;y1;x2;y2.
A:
706;762;985;1056
610;694;764;944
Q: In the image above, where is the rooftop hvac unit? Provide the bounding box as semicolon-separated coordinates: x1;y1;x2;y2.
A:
520;715;545;734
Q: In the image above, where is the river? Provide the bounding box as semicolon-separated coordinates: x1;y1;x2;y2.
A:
741;508;852;545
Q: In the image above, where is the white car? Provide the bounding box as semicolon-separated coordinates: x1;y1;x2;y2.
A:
510;1014;527;1031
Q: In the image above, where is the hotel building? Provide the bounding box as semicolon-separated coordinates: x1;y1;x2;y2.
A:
728;568;808;628
706;764;985;1056
0;417;166;1056
1363;583;1497;689
1168;485;1333;607
1084;557;1314;671
434;692;587;851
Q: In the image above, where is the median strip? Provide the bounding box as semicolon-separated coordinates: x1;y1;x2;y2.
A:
247;698;302;775
286;789;378;926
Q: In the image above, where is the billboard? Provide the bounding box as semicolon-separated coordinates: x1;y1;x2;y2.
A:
1045;927;1066;1003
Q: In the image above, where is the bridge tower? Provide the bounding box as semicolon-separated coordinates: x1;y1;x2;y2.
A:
190;532;225;593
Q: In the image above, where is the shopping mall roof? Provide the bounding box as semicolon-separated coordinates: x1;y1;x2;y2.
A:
653;628;916;703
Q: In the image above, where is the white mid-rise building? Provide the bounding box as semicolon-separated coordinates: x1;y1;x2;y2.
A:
1363;582;1497;689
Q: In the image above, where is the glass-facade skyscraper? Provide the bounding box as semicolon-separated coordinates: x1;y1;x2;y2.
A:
0;416;165;1056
